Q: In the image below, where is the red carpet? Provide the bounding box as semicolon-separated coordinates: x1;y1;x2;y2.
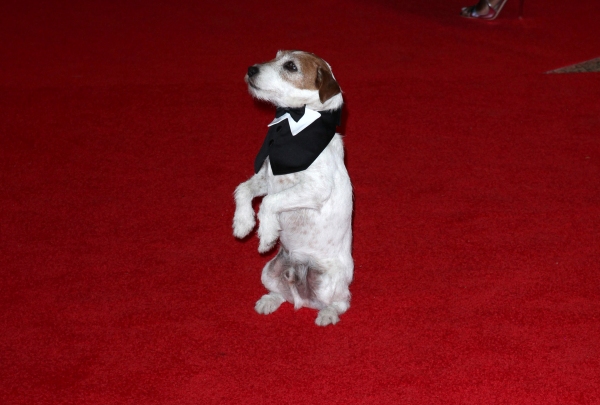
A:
1;1;599;404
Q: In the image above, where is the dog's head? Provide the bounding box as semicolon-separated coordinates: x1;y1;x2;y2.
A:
245;50;342;111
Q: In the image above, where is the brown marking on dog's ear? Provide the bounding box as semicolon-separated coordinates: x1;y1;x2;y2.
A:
316;66;341;103
281;51;341;102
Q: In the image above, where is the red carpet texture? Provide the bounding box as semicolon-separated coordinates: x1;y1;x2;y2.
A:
1;0;599;404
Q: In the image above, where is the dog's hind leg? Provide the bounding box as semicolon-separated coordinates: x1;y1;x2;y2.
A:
315;301;349;326
313;259;353;326
255;249;291;315
255;292;285;315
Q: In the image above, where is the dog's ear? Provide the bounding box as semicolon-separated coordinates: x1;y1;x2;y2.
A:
316;66;341;103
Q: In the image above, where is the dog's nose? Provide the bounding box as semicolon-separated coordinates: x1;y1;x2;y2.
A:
247;66;259;78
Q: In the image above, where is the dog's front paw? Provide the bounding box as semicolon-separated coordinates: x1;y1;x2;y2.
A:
233;206;256;239
315;307;340;326
255;293;284;315
257;201;279;253
257;231;278;253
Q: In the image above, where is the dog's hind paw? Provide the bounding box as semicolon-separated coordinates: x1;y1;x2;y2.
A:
315;307;340;326
255;293;284;315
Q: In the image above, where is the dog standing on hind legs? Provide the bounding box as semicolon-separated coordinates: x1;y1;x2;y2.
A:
232;50;354;326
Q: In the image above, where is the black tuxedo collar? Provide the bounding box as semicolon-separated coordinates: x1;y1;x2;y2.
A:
254;106;342;175
275;106;306;122
274;106;342;127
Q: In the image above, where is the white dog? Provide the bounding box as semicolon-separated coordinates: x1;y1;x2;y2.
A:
233;50;353;326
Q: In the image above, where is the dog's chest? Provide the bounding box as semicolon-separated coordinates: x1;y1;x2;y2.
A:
266;162;299;193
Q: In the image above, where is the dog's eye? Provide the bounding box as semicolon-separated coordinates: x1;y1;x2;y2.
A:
283;61;298;72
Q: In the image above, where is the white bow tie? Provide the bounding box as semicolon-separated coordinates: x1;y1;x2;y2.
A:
267;108;321;136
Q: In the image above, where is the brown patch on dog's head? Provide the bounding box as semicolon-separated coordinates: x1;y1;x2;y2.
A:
284;51;342;103
247;50;342;108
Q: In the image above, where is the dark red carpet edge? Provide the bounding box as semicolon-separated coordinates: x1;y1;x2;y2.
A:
1;1;599;404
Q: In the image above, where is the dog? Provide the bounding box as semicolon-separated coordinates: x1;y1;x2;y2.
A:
232;50;353;326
